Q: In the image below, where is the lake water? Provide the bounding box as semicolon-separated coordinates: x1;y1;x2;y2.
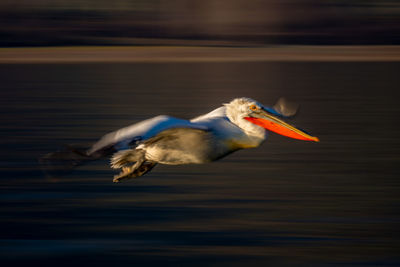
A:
1;61;399;266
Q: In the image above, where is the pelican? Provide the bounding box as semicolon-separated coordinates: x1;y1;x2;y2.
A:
41;97;319;182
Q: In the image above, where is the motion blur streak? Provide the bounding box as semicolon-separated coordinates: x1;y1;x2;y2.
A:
1;0;400;266
0;0;400;46
1;61;400;266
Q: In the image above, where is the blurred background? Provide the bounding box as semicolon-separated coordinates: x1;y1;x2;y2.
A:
1;1;400;267
0;0;399;46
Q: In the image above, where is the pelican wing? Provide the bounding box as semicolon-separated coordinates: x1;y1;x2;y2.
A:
87;115;208;156
263;97;299;118
141;127;215;164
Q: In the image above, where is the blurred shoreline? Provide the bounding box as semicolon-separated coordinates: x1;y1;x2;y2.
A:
1;46;400;64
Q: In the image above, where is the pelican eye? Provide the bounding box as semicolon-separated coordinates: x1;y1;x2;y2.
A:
249;104;258;111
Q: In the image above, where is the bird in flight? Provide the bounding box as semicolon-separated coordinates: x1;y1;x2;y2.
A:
41;97;319;183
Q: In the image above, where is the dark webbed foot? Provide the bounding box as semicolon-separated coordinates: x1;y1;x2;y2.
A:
113;166;136;183
113;161;157;183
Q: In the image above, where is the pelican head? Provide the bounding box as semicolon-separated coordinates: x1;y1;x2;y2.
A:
225;97;319;142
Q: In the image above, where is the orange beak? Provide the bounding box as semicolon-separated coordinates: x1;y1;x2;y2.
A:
244;110;319;142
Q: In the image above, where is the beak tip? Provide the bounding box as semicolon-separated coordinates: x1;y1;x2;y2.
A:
312;137;320;142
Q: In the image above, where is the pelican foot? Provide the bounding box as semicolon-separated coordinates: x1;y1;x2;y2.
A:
112;161;157;183
113;166;136;183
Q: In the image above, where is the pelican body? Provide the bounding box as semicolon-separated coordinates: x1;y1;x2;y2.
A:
42;97;319;182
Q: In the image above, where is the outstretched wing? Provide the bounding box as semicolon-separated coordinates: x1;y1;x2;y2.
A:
141;128;215;164
87;115;208;156
264;97;299;118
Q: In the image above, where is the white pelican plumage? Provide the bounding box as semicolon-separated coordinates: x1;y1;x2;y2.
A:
41;97;319;182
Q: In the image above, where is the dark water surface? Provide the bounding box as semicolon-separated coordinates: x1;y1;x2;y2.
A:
1;62;399;266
